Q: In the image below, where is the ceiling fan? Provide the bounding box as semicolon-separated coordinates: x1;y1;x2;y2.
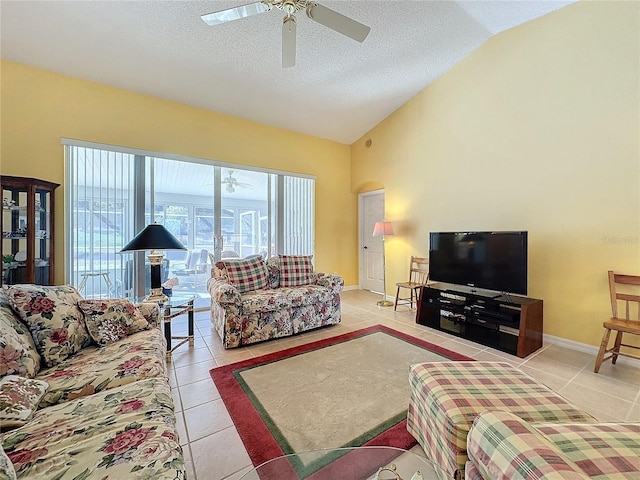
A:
201;1;371;68
223;170;252;193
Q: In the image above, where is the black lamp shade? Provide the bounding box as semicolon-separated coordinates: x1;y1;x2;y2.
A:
120;224;186;252
120;224;185;302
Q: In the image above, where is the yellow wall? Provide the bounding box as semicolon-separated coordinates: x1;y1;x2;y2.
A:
352;1;640;348
2;1;639;349
0;61;358;285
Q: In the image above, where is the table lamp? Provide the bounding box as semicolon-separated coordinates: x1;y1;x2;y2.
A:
372;221;394;307
120;223;186;303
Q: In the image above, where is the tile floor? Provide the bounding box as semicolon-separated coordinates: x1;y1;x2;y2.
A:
166;289;640;480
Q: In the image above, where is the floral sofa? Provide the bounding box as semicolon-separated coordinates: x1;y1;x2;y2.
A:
0;284;185;479
207;255;343;348
465;410;640;480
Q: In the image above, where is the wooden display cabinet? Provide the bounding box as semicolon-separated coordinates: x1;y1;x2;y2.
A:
1;176;59;286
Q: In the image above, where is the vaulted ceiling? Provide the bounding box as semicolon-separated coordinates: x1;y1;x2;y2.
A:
1;1;574;144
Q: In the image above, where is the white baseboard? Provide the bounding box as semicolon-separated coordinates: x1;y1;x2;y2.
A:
543;333;640;367
339;288;638;367
543;333;598;355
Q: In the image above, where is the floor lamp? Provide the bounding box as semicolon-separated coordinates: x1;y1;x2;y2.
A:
120;223;186;303
373;221;394;307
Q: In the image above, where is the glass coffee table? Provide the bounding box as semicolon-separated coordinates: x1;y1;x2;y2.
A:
239;446;444;480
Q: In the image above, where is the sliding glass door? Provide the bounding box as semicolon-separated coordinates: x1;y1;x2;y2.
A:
218;167;274;260
65;141;314;307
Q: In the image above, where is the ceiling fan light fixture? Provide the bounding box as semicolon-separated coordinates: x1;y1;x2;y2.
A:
282;0;297;16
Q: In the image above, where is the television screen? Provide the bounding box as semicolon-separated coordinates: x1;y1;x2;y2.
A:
429;231;528;295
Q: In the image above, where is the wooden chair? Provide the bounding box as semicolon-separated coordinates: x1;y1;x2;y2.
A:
594;270;640;373
394;256;429;311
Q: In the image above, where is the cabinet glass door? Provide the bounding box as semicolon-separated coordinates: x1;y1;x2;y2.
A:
34;188;53;284
2;188;28;284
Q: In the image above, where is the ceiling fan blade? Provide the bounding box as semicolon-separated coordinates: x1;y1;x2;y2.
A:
201;1;271;26
306;3;370;43
282;16;296;68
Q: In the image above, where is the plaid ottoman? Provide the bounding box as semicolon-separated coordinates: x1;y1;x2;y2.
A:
407;361;597;480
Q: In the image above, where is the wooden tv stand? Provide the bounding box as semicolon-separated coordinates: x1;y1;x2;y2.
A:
416;284;543;358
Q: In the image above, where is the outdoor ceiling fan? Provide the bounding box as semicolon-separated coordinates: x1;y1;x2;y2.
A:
201;0;371;68
222;170;252;193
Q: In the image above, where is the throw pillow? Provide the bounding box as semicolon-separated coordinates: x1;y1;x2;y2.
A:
279;255;314;287
266;256;280;288
0;302;41;378
135;302;161;327
213;261;230;281
78;299;150;346
3;285;92;368
0;444;16;480
222;256;270;293
0;375;49;429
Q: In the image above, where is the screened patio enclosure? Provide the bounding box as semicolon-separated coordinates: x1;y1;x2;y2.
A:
65;143;314;309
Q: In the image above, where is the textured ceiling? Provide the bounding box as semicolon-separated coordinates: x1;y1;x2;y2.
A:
1;1;574;144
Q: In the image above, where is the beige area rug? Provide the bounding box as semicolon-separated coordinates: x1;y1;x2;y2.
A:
239;330;448;453
210;324;473;477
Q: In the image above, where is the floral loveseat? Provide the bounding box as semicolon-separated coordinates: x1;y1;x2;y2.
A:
465;410;640;480
0;284;185;479
207;255;343;348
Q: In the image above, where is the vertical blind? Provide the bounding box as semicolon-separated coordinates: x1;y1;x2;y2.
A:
283;176;314;255
66;146;136;298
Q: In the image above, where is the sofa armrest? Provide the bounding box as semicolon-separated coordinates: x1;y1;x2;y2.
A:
134;302;161;327
207;277;241;305
467;411;589;480
315;273;344;294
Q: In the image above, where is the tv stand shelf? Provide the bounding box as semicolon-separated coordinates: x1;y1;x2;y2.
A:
416;284;543;358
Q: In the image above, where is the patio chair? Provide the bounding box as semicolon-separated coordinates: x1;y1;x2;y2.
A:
112;258;169;298
174;248;209;288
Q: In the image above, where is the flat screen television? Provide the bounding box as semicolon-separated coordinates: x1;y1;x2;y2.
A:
429;231;528;295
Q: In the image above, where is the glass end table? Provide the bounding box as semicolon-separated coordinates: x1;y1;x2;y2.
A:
239;446;444;480
137;294;196;361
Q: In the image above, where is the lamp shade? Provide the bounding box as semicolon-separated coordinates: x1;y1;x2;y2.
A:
372;221;394;237
120;224;186;252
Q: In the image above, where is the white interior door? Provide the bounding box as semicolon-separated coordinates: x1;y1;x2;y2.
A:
360;191;384;293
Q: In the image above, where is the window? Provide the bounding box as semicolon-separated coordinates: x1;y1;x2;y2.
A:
64;140;315;304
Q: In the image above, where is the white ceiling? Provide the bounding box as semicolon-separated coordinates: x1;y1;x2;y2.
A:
1;0;574;145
